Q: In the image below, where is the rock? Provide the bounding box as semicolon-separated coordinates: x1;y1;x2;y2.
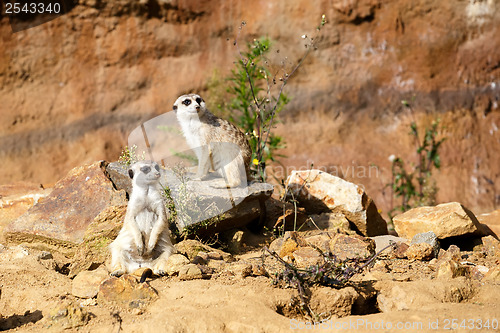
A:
309;286;359;318
226;262;253;278
304;233;332;252
393;202;483;240
72;266;109;299
37;251;53;260
411;231;440;256
226;230;245;254
308;212;353;234
107;162;273;236
98;275;158;308
3;161;127;256
0;182;51;237
484;265;500;281
45;301;90;329
436;260;466;279
286;170;387;236
163;254;190;275
377;284;415;312
438;244;461;261
329;234;376;260
174;239;231;262
481;235;500;258
268;238;283;253
178;264;211;280
391;243;410;259
69;205;127;278
207;251;223;260
405;243;434;261
476;209;500;237
370;235;409;253
292;246;323;268
467;265;489;280
279;238;298;258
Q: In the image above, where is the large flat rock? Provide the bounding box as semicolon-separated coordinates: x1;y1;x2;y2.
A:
3;161;127;254
286;170;387;236
107;162;273;235
393;202;484;240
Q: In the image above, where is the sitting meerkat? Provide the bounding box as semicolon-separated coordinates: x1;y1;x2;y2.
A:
109;161;175;277
173;93;252;188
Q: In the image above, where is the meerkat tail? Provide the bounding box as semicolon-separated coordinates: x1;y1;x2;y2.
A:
139;268;153;283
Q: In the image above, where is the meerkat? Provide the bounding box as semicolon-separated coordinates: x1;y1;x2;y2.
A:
109;161;175;277
173;93;252;188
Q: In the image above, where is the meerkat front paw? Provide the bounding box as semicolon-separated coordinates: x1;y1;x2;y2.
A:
110;269;125;277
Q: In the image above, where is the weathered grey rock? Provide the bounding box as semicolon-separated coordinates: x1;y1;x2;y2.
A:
393;202;483;240
71;266;109;299
292;246;322;268
107;161;273;236
163;254;190;275
286;170;387;236
329;234;375;260
411;231;440;256
98;275;158;308
3;161;127;256
406;243;434;261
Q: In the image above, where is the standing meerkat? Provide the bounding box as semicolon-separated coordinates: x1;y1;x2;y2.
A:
109;161;175;277
173;93;252;188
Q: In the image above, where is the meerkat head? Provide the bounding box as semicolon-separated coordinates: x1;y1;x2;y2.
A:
128;161;162;187
173;93;206;117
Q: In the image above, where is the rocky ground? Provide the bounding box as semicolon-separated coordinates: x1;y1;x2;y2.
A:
0;163;499;332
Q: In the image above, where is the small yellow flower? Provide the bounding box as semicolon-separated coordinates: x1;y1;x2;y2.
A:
252;159;259;166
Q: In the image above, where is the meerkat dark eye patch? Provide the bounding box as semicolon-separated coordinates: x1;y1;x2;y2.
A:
182;99;192;106
195;97;202;104
128;169;135;179
154;164;160;171
140;166;151;174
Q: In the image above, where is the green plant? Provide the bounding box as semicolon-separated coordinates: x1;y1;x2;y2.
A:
216;16;327;182
388;101;446;219
118;145;143;166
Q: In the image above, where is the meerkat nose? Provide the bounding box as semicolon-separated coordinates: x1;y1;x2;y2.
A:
195;105;200;110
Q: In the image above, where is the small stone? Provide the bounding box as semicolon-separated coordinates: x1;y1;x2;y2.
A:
251;264;268;277
411;231;439;256
308;212;352;233
406;243;435;261
164;254;190;276
372;260;389;272
391;242;409;259
484;265;500;281
268;238;283;253
481;235;500;258
227;230;245;254
175;240;231;261
436;260;466;279
178;264;209;280
304;234;331;252
467;265;489;280
227;262;253;278
207;251;222;260
279;238;298;258
329;234;375;260
292;246;323;268
371;235;409;253
72;266;109;299
98;275;158;308
38;251;53;260
45;301;90;329
79;298;97;307
438;245;461;261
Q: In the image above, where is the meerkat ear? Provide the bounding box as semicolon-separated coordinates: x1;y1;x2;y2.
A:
128;169;134;179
